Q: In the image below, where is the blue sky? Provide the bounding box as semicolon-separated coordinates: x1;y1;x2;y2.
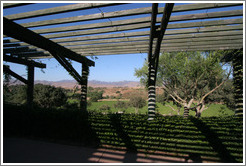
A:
3;3;153;82
2;3;243;82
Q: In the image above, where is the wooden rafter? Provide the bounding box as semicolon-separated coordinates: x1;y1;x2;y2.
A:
5;3;123;20
11;3;241;28
3;55;46;68
3;3;33;9
3;65;28;84
3;3;243;59
3;17;94;66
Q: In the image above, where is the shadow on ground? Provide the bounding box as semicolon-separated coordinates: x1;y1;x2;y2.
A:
3;104;243;163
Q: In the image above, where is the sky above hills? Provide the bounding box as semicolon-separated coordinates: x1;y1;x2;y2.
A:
3;3;153;82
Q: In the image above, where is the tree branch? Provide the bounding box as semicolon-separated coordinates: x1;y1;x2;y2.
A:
200;67;232;103
166;104;180;115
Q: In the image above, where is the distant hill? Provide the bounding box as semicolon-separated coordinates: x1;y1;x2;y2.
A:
10;79;141;89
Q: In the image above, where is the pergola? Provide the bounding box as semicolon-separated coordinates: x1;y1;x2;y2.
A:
2;2;243;118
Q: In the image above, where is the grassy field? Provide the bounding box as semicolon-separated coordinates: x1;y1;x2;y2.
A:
66;99;234;117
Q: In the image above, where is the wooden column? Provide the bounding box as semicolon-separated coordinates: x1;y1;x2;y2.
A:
147;4;158;120
27;65;34;109
80;64;89;111
232;49;243;117
147;3;174;120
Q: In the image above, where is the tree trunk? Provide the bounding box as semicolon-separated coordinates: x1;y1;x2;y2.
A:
183;99;194;118
195;102;206;118
183;106;189;118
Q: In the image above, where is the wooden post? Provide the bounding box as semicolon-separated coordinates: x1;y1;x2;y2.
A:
148;64;157;120
147;3;174;120
80;64;89;111
232;49;243;117
147;4;158;121
27;65;34;109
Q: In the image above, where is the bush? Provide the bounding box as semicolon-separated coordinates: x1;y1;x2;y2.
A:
3;84;27;104
99;104;111;111
114;101;128;110
34;84;67;108
129;96;146;114
89;91;104;102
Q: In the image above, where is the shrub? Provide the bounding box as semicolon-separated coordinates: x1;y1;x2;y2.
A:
3;85;27;104
129;96;146;114
114;101;128;110
89;91;103;102
99;104;111;111
34;84;67;108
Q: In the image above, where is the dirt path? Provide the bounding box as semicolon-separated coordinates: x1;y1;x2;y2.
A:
3;137;216;163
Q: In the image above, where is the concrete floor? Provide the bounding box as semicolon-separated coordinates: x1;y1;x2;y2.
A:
3;137;216;163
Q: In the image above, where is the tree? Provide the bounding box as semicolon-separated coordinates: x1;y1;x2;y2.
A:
129;96;146;114
89;90;103;102
33;84;67;108
3;84;27;104
114;101;128;112
135;51;231;117
206;79;235;109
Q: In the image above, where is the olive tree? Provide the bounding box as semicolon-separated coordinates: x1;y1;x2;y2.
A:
135;51;231;117
129;96;146;114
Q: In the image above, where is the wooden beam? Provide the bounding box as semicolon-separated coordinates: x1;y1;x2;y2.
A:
42;18;242;39
77;44;243;56
14;38;243;58
3;17;94;66
5;52;50;58
3;55;46;68
7;36;243;58
68;38;243;50
32;9;242;34
3;65;28;84
44;23;151;39
172;3;242;12
3;46;31;53
5;23;242;44
19;3;242;28
27;65;34;108
5;3;123;20
80;65;89;111
3;3;33;9
30;44;242;58
50;52;82;83
169;9;242;22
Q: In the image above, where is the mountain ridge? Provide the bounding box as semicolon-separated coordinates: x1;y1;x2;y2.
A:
36;80;141;88
10;79;141;88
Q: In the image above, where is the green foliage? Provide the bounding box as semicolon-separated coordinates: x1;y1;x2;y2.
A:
3;84;27;104
129;96;146;113
206;79;235;108
89;90;104;102
99;104;111;111
135;51;232;116
156;91;173;105
114;101;128;111
33;84;67;108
